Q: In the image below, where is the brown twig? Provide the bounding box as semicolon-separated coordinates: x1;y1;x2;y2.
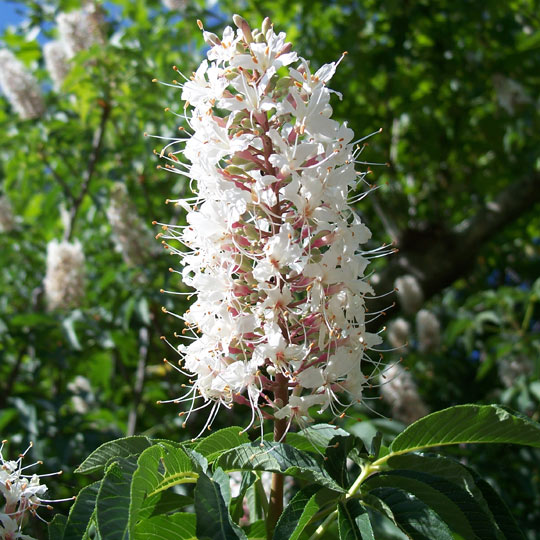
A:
0;348;25;409
64;101;111;241
127;326;150;436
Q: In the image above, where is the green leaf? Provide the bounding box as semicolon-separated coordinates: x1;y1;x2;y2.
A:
285;424;350;453
216;442;343;492
325;434;359;488
338;499;375;540
62;316;82;350
274;485;336;540
134;513;197;539
231;472;256;522
96;457;137;540
369;487;453;540
243;520;266;539
364;469;499;539
390;405;540;455
213;467;233;506
129;443;198;535
194;427;250;462
48;514;67;540
63;481;100;540
473;477;526;539
245;479;268;523
148;492;193;517
195;471;246;540
385;453;501;530
76;436;154;474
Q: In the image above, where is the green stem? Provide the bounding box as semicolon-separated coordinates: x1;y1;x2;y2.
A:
521;295;536;334
308;463;381;540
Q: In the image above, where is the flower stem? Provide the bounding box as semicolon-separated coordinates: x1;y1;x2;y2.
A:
266;372;289;540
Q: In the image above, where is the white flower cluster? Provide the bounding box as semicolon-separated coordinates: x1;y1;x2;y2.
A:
156;16;388;435
44;239;85;311
394;274;423;314
0;50;44;120
56;5;104;60
0;197;16;233
42;5;104;91
380;362;428;424
106;184;156;266
387;317;409;349
43;41;71;91
416;309;440;352
0;441;63;540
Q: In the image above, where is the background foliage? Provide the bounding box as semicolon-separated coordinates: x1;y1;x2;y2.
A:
0;0;539;538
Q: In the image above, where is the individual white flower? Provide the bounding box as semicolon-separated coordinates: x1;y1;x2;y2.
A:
416;309;440;353
56;5;104;59
0;50;44;120
43;41;70;91
394;274;423;314
0;196;16;233
106;183;157;266
44;239;85;310
387;317;409;349
380;363;428;424
155;16;389;437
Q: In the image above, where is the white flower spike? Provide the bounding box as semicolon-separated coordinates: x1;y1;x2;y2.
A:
155;16;391;437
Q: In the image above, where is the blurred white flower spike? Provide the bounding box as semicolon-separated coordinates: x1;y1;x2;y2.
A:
0;440;73;540
154;16;392;438
56;5;104;59
43;41;70;91
0;197;16;233
44;239;85;311
107;184;157;267
0;50;44;120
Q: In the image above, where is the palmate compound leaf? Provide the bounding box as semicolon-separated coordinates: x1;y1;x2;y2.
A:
337;499;375;540
389;404;540;455
216;441;344;492
76;436;154;475
129;443;199;537
273;485;339;540
366;487;453;540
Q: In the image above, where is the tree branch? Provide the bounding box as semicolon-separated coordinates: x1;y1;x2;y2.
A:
64;102;111;241
366;173;540;332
